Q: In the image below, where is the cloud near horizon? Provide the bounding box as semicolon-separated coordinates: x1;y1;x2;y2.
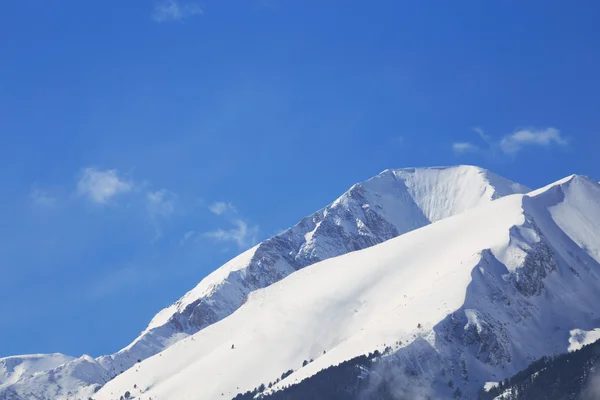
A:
500;127;568;154
453;127;568;156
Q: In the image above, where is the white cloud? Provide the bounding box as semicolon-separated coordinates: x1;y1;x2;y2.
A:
29;188;56;207
77;168;132;204
473;126;493;144
147;190;176;218
204;219;259;249
152;0;202;22
452;142;479;154
500;127;568;154
453;126;568;157
205;201;258;248
209;201;235;215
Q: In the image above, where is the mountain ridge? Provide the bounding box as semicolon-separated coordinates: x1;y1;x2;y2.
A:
92;173;600;400
109;166;530;372
0;165;531;400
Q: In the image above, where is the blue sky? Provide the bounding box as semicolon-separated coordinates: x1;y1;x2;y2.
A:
1;0;599;358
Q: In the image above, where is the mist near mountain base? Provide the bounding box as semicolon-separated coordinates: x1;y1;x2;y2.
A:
581;361;600;400
357;360;443;400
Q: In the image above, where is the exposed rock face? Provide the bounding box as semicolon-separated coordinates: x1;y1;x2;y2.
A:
433;234;557;382
510;238;557;297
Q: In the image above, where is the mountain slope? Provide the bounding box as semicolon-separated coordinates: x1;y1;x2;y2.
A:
131;166;528;347
0;166;529;400
138;165;528;346
94;174;600;400
234;336;600;400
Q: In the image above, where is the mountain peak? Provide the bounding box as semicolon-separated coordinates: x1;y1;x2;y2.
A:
348;165;529;223
104;166;529;382
94;168;600;400
528;173;599;198
0;166;530;400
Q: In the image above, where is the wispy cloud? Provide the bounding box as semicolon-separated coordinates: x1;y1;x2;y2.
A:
147;190;176;219
473;126;494;146
499;127;568;154
209;201;235;215
76;168;132;205
70;166;189;242
29;188;57;207
453;126;568;157
152;0;203;22
452;142;479;154
146;190;177;240
204;219;259;250
203;201;259;249
452;127;489;156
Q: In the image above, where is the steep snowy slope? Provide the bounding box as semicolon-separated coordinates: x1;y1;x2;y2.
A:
110;165;528;372
0;166;529;400
94;174;600;400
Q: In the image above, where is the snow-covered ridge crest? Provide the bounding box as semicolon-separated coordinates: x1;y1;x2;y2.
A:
130;166;528;351
93;174;600;400
147;165;528;327
0;165;529;400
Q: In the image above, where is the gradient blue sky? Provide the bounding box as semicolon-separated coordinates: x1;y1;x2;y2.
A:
1;0;599;358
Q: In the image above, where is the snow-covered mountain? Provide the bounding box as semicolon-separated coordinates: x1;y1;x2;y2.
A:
0;355;111;400
93;174;600;400
0;166;530;399
126;165;528;366
0;354;75;389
